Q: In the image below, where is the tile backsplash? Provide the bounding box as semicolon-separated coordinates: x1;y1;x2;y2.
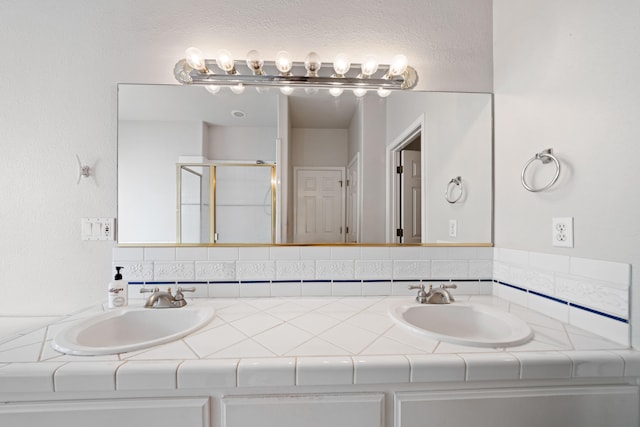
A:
113;245;630;346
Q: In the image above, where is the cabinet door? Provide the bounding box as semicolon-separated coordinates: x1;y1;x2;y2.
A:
395;385;639;427
0;397;210;427
222;393;384;427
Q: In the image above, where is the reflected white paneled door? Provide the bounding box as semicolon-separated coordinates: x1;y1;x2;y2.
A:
400;150;422;244
294;167;346;244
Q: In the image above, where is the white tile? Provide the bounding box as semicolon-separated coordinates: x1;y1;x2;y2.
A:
392;281;421;296
511;351;572;379
0;327;47;352
209;339;275;359
360;337;427;355
230;313;284;337
285;338;350;356
153;262;195;281
184;324;247;357
390;246;425;260
407;354;466;382
208;247;239;261
238;247;270;260
270;281;302;297
526;293;569;324
252;323;313;355
125;340;199;360
236;261;275;280
420;247;450;260
0;341;42;362
468;260;493;278
116;360;180;390
492;261;509;282
239;282;271;297
208;282;240;298
296;356;353;385
237;358;295;387
563;350;624;377
331;281;362;296
460;353;520;381
346;311;394;334
316;260;355;280
355;261;392;280
112;247;143;261
320;323;379;354
269;246;300;260
610;350;640;377
362;281;392;296
275;260;315;280
287;312;342;335
301;281;332;296
569;257;630;286
568;306;629;346
393;261;431;280
177;359;238;388
144;247;176;261
449;247;478;260
0;362;63;393
54;361;122;391
330;246;361;260
431;260;469;279
494;284;528;307
113;262;153;282
529;252;570;274
300;246;331;260
495;248;529;265
176;247;208;261
475;247;494;260
361;247;391;260
556;275;628;319
382;326;440;353
353;355;410;384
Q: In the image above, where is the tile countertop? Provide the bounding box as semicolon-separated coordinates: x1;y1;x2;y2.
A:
0;295;639;394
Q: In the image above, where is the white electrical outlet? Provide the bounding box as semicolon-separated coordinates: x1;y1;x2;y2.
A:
552;217;573;248
448;219;457;238
81;218;116;241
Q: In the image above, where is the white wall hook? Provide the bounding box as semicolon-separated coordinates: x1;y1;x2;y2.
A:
76;154;92;184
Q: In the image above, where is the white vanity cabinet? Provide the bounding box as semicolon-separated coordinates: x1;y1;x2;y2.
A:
221;393;385;427
394;385;640;427
0;397;210;427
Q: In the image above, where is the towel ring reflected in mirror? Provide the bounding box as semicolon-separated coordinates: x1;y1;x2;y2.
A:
446;176;464;203
521;148;561;192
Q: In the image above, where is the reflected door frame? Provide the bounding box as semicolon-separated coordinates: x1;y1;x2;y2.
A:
386;114;427;244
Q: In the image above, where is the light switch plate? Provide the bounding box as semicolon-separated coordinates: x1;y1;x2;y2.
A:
81;218;116;241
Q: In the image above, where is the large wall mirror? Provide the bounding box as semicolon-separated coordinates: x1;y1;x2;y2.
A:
117;84;493;246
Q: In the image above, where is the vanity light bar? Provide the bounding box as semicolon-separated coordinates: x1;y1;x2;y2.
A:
173;48;419;94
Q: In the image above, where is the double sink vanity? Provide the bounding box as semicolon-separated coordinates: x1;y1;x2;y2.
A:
0;287;638;427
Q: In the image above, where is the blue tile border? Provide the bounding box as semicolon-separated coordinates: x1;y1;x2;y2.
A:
496;281;628;324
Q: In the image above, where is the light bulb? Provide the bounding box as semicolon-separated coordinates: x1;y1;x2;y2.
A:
361;55;379;77
333;53;350;76
388;54;408;76
377;88;391;98
329;87;343;97
304;87;319;95
185;47;207;71
246;50;264;75
256;86;271;94
216;49;236;73
304;52;322;77
353;88;367;97
230;83;245;94
275;51;293;74
280;86;294;95
205;85;221;95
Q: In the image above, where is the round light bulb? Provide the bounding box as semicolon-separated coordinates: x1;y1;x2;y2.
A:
205;85;221;95
275;51;293;74
256;86;271;94
246;50;264;75
216;49;236;73
185;47;206;71
229;83;245;94
304;87;319;95
353;88;367;97
304;51;322;76
377;88;391;98
389;54;408;76
329;87;343;97
361;55;379;77
333;54;351;76
280;86;294;96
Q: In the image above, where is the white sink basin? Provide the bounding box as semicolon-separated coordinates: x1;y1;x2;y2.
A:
389;302;533;348
52;304;215;356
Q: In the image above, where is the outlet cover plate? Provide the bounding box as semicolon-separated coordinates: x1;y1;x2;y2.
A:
552;217;573;248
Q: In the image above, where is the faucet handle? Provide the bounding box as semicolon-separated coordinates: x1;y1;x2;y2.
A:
177;286;196;293
139;287;159;294
408;284;425;291
440;283;457;289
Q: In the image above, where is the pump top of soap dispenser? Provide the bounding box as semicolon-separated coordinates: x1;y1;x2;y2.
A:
114;266;123;280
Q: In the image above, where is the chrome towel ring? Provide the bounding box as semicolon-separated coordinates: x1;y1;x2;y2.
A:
446;176;463;203
521;148;560;192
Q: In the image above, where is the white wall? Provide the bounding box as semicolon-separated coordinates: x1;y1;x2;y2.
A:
290;128;349;168
206;126;276;162
493;0;640;346
0;0;491;315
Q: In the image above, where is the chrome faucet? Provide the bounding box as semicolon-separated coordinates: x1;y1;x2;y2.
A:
140;286;195;308
408;283;457;304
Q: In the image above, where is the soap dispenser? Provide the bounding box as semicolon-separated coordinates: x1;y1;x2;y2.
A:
108;266;128;308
